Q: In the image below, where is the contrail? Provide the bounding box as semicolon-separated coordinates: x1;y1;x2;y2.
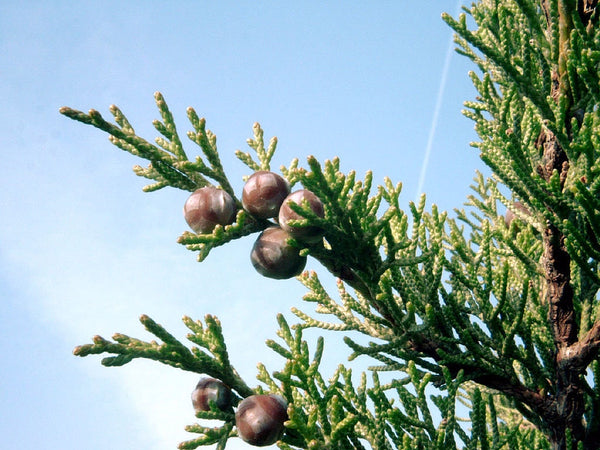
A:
415;1;462;204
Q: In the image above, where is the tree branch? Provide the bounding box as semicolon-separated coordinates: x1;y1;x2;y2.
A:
559;321;600;373
543;221;578;349
405;329;553;429
534;1;600;447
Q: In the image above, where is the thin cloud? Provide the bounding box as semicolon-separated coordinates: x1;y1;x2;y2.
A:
415;1;462;203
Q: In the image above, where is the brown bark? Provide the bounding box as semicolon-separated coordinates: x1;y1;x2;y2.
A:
537;1;599;448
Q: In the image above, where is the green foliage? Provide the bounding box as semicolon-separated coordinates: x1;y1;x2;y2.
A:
64;93;552;447
62;0;600;448
74;315;250;448
443;0;600;285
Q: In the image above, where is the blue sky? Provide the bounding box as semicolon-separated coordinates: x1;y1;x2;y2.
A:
0;2;479;449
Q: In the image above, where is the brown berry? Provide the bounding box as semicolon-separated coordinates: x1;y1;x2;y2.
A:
504;201;530;229
235;394;288;447
191;378;233;413
250;227;306;279
184;187;236;234
278;189;325;242
242;171;290;219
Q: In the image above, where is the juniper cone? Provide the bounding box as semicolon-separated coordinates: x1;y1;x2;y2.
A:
250;227;307;280
191;378;233;413
504;201;531;228
63;1;600;449
242;170;290;219
235;395;288;447
278;189;325;243
184;186;237;234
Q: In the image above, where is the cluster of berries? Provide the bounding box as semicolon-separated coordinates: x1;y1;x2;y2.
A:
191;378;288;447
184;171;325;279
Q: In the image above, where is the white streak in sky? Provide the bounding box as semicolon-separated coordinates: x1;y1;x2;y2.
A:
415;1;462;204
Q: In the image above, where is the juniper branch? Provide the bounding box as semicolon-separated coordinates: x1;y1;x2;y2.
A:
73;314;253;398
